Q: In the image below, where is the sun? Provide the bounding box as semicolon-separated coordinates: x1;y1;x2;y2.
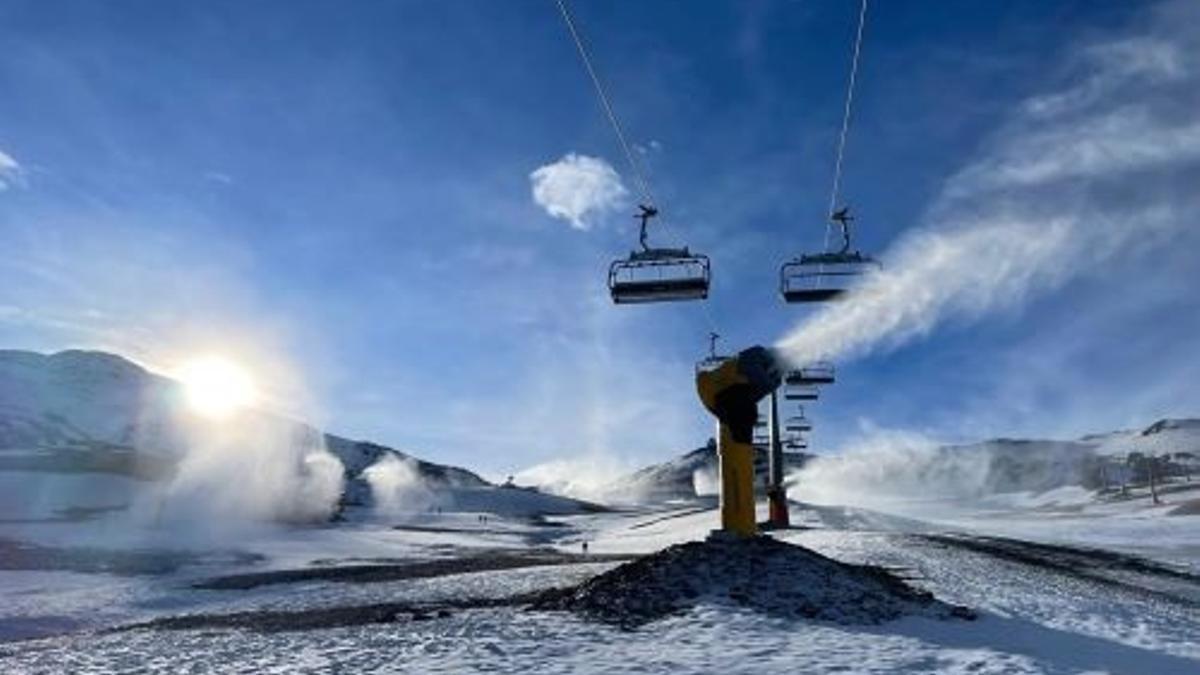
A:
179;356;258;419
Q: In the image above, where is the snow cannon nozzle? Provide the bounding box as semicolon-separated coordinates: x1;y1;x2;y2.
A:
695;345;782;429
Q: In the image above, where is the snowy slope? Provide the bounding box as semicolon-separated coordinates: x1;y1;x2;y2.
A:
1;500;1198;673
559;418;1200;508
605;444;812;503
1090;417;1200;459
926;438;1101;494
0;350;183;451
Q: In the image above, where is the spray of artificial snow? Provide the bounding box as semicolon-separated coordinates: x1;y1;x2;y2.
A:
151;414;344;527
774;23;1197;368
786;425;1103;515
363;453;438;514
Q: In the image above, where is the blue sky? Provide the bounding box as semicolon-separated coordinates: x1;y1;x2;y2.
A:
2;0;1198;478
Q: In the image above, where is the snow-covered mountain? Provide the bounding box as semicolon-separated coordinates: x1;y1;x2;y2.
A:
931;438;1102;494
607;419;1200;506
7;349;1198;516
605;444;813;503
0;349;487;498
0;349;182;451
1089;417;1200;458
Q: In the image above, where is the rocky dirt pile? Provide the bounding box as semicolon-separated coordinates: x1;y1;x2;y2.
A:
531;535;974;628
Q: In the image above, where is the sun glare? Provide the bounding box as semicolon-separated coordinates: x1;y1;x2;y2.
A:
179;356;258;419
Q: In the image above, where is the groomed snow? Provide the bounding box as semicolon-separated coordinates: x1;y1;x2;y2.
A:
1;498;1198;674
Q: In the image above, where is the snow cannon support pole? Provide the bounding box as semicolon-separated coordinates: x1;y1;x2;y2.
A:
767;389;789;527
696;346;783;537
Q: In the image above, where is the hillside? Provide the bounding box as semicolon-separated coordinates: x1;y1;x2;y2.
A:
0;349;487;507
597;443;813;503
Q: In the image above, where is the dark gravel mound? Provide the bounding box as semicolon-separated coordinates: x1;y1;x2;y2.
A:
531;535;974;628
1168;498;1200;516
194;550;633;590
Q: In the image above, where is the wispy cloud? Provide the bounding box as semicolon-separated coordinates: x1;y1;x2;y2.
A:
947;108;1200;194
530;153;628;230
0;148;25;191
202;170;233;185
1022;38;1185;118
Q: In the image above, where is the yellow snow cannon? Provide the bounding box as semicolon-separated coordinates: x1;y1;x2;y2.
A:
695;345;782;537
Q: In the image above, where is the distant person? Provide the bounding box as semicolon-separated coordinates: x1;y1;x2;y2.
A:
581;541;589;555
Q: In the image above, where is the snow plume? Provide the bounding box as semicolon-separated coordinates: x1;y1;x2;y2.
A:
150;416;344;529
789;428;979;509
514;455;632;503
789;425;1099;512
775;10;1200;368
691;466;719;497
363;453;436;514
530;153;628;230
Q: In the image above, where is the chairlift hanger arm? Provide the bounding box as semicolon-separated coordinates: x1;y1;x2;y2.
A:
636;204;658;252
831;206;854;255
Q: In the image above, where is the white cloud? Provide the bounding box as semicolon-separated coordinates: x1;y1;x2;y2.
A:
530;153;628;230
0;149;25;191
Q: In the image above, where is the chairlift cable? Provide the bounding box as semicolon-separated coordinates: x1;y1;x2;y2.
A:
554;0;655;206
553;0;696;254
822;0;869;254
777;0;879;304
555;0;721;330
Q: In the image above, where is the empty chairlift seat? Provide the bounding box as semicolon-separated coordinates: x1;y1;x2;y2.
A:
780;208;880;304
609;206;711;304
609;249;711;304
779;251;879;303
785;408;813;433
695;332;726;374
784;384;820;401
785;362;836;386
785;421;812;433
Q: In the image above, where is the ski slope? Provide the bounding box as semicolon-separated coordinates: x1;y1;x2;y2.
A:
2;498;1198;674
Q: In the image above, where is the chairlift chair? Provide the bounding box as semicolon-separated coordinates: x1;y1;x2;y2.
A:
784;362;836;386
610;205;711;304
780;208;879;303
784;384;820;401
785;409;812;433
695;332;729;374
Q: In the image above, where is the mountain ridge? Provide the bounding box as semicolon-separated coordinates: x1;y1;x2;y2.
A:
0;349;489;499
